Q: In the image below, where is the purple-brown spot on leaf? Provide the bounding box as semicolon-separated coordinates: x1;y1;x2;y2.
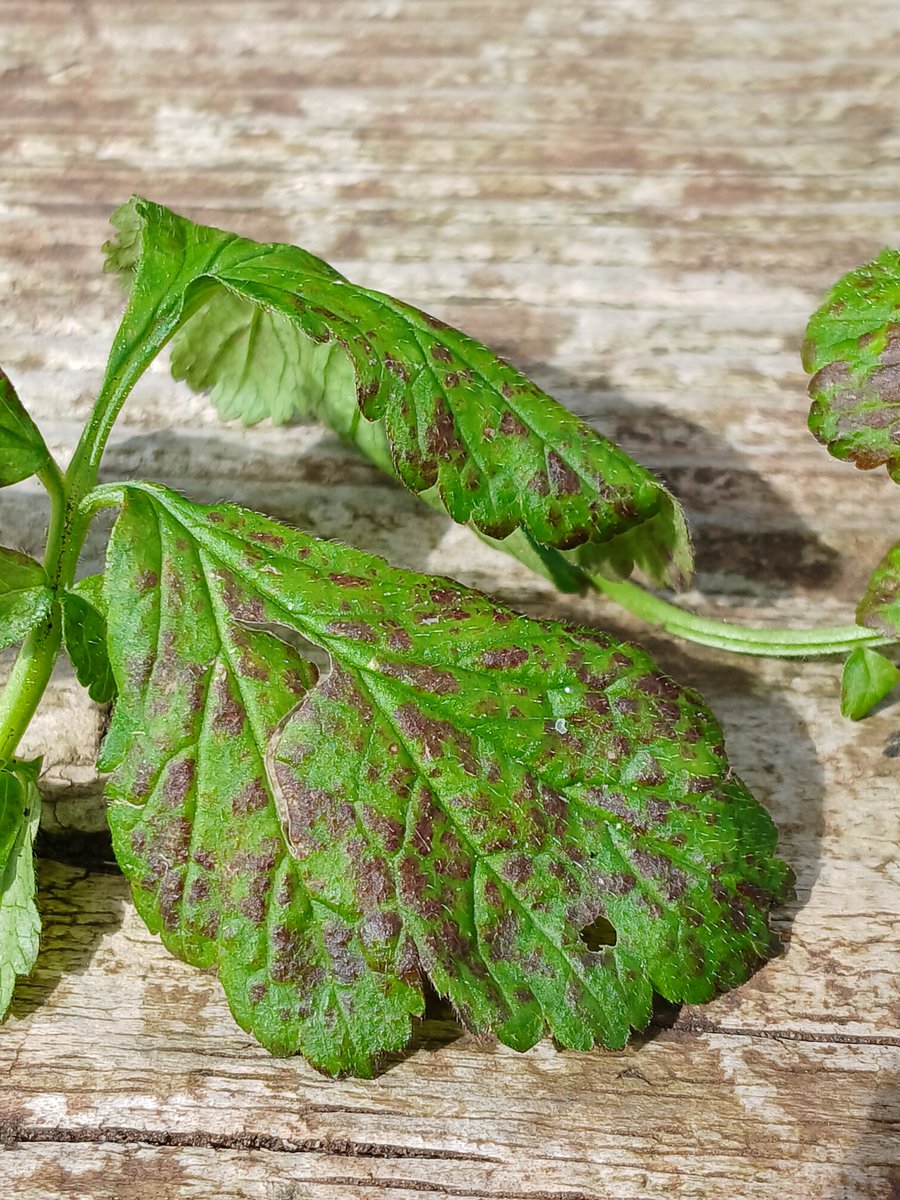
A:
163;757;196;809
328;573;369;588
325;619;376;643
498;410;527;437
213;672;245;735
480;647;528;669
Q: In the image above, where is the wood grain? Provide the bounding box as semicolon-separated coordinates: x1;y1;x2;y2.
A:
0;0;898;1196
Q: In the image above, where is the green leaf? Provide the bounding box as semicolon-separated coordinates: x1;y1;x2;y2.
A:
803;248;900;480
840;646;899;720
856;541;900;637
0;760;41;1018
103;197;692;588
0;769;28;870
62;579;116;704
99;480;790;1076
0;369;50;487
0;547;52;652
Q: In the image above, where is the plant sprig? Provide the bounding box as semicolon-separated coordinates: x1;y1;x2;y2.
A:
0;198;894;1075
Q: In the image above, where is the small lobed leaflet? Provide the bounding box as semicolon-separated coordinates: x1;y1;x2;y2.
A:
101;197;692;590
95;480;792;1076
0;547;53;654
0;368;50;488
62;575;116;704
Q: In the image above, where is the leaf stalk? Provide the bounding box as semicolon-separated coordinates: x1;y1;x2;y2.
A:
592;575;893;659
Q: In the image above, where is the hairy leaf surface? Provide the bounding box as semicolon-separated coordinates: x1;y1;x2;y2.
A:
0;760;41;1018
0;547;52;652
103;197;691;588
98;481;790;1075
0;369;50;488
804;249;900;479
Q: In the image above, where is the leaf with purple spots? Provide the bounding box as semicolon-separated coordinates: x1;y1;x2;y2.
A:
804;248;900;480
97;480;791;1075
102;198;691;588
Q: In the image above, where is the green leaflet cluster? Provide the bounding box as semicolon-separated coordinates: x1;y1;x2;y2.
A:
96;481;791;1076
103;198;692;589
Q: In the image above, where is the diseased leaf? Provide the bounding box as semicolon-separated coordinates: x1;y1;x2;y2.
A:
0;759;41;1018
103;197;692;588
804;249;900;480
0;369;50;488
99;480;791;1076
0;547;53;652
840;646;899;720
62;579;116;704
856;541;900;636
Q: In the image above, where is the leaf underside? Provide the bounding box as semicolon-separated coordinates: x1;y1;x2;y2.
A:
104;197;692;589
0;760;41;1018
100;481;791;1077
803;248;900;480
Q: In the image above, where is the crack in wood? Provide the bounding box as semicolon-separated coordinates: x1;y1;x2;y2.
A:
674;1018;900;1047
0;1122;498;1163
273;1176;603;1200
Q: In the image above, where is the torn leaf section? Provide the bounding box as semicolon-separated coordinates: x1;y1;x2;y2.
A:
0;759;41;1018
0;369;50;487
103;197;691;587
0;547;53;652
100;481;791;1075
804;248;900;480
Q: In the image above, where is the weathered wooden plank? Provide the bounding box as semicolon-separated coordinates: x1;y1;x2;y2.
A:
2;1132;896;1200
2;0;900;1196
0;866;896;1198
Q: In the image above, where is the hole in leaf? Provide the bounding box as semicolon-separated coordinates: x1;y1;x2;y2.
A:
579;915;617;950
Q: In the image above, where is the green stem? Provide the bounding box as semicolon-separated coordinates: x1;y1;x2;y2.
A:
0;459;68;762
337;395;894;659
593;575;893;659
